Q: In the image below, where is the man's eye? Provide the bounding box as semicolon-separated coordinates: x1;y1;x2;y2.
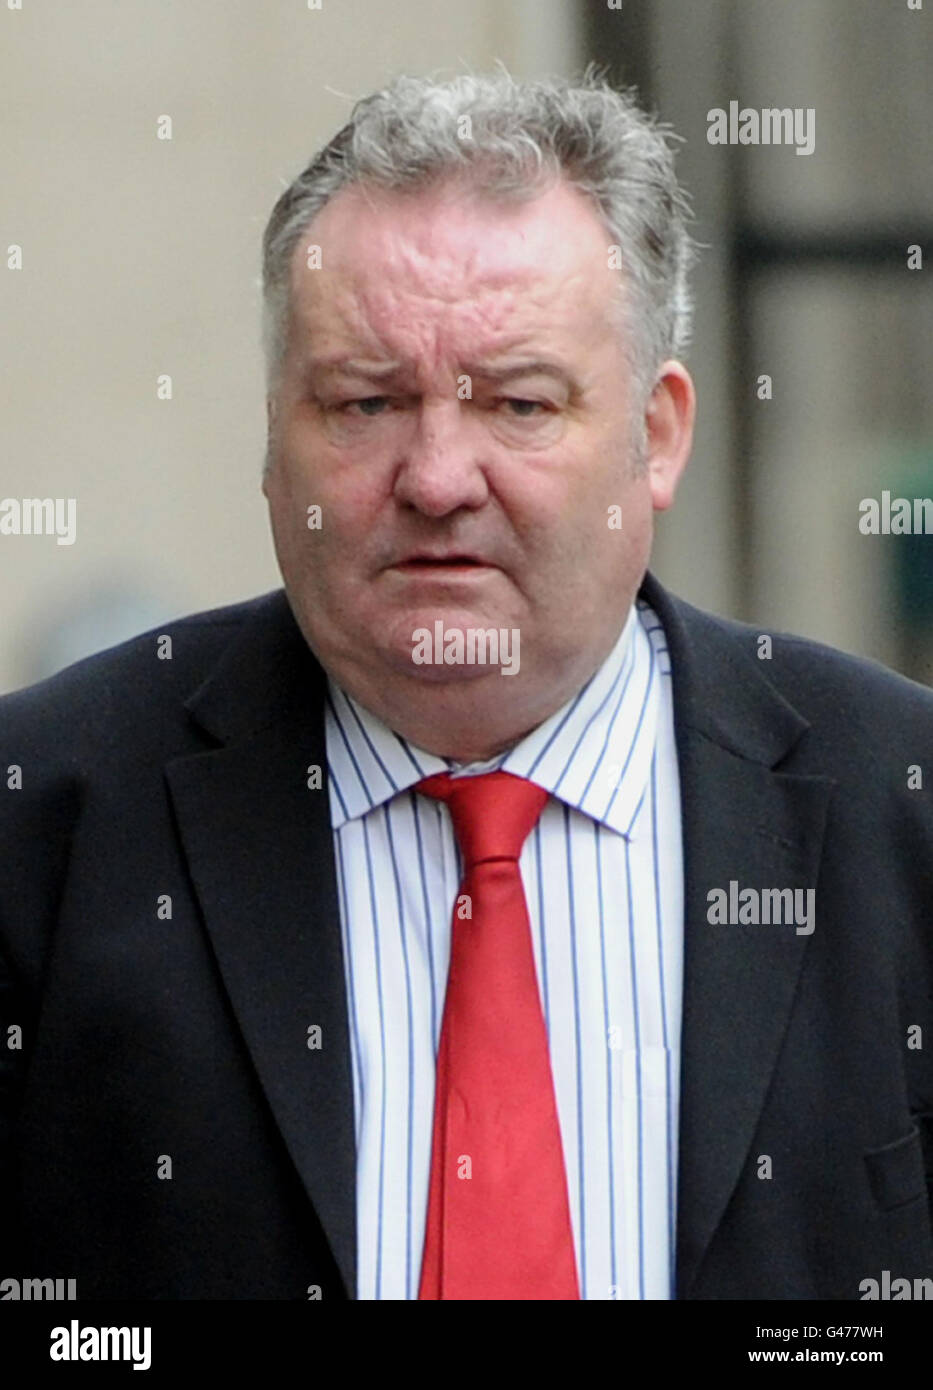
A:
343;396;390;416
503;398;546;417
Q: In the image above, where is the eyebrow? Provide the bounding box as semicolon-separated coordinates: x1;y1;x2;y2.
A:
302;356;581;394
303;357;404;381
463;360;577;391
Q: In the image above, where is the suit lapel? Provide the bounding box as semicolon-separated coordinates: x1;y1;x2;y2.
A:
165;592;357;1298
641;576;837;1298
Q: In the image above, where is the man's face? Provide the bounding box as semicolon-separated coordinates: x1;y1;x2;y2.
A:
263;177;692;747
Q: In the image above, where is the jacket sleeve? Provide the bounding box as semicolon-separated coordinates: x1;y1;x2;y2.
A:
0;942;28;1268
0;683;86;1271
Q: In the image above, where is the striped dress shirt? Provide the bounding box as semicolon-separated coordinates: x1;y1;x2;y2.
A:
325;596;684;1300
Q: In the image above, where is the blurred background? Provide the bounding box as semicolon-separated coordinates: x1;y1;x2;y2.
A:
1;0;931;693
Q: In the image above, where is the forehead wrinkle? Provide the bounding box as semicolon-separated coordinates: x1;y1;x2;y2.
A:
290;203;618;382
363;282;525;361
304;277;547;385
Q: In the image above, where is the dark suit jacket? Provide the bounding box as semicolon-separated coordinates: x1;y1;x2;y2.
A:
1;573;932;1300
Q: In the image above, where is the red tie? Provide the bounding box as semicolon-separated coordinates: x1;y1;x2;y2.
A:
415;769;580;1300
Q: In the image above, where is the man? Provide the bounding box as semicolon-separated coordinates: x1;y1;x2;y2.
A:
1;71;931;1302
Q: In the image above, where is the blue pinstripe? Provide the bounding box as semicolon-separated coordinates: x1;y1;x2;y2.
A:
381;806;417;1293
595;821;619;1293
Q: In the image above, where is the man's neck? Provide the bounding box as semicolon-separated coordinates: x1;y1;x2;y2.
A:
328;610;637;763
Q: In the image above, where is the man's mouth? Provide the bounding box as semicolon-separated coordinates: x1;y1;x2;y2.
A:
392;554;494;572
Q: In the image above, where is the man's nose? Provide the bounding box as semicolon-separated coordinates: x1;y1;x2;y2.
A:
392;400;489;517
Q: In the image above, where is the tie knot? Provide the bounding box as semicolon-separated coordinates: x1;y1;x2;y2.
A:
414;770;548;868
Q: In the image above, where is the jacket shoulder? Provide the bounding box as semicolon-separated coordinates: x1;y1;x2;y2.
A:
656;586;933;785
689;600;933;720
0;591;290;979
0;590;283;744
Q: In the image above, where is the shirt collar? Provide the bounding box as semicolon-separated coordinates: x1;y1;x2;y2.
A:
325;598;664;839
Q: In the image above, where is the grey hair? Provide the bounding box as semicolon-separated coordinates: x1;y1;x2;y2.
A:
261;66;699;415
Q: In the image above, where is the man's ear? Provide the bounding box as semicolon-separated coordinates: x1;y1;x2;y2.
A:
644;361;696;511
